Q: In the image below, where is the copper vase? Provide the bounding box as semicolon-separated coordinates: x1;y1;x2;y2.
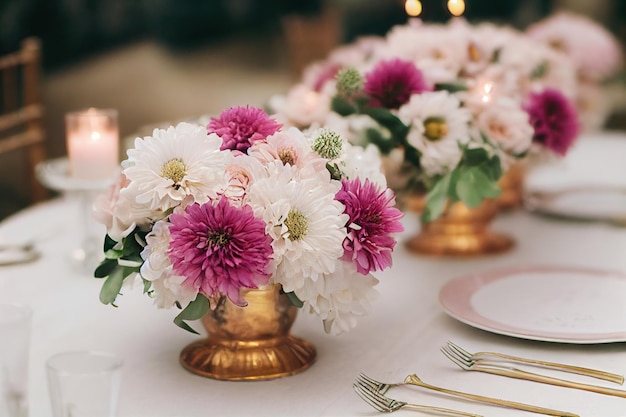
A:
180;285;316;380
495;162;526;211
406;199;514;256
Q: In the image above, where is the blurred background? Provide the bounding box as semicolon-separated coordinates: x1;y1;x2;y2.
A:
0;0;625;219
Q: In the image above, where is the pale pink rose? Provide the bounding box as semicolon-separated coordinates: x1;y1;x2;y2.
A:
476;98;533;161
527;11;624;80
269;84;331;128
93;172;154;241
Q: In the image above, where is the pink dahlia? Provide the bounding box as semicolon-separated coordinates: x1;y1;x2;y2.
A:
364;58;431;109
168;198;273;306
207;106;282;153
524;88;579;156
335;178;404;275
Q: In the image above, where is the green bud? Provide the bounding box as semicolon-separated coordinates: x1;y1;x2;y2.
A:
312;129;344;160
336;68;364;96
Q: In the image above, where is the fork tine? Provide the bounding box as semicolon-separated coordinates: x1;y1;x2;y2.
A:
353;383;395;412
441;345;472;370
447;341;474;362
357;372;393;394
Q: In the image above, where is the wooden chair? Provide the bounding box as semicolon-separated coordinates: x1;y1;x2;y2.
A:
0;38;47;203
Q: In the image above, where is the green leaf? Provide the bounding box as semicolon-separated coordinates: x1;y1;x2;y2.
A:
360;107;409;140
434;82;468;93
174;295;210;334
284;291;304;308
462;147;490;166
365;128;396;154
103;235;117;251
456;167;501;208
422;171;452;222
331;95;357;116
99;267;125;305
94;259;117;278
531;61;549;79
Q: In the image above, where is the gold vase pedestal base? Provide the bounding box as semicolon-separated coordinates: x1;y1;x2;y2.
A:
180;334;316;381
406;199;515;257
179;285;316;381
405;229;514;256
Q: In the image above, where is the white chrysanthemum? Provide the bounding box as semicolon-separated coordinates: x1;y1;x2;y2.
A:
398;91;471;177
247;162;348;292
140;220;198;308
340;143;388;189
121;122;232;212
295;260;379;335
475;98;533;162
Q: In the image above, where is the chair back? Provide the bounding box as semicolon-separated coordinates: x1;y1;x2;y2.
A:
0;38;47;203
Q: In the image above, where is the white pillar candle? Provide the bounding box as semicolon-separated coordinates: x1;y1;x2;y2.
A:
66;108;119;180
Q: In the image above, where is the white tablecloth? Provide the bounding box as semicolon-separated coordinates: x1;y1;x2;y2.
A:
2;158;626;416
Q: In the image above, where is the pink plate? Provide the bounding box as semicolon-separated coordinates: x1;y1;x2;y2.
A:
439;265;626;344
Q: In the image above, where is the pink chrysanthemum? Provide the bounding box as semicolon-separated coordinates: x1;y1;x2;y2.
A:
168;197;273;306
364;58;431;109
335;178;404;275
524;88;579;156
207;106;282;153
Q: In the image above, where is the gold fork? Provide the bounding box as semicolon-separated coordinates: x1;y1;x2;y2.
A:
355;373;579;417
441;343;626;398
353;382;483;416
445;341;624;384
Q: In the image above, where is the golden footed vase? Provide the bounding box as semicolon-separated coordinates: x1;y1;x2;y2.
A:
495;162;526;211
406;199;514;257
180;285;316;381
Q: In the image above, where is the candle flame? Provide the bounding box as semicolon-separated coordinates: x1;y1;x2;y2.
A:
405;0;422;17
91;131;101;141
447;0;465;16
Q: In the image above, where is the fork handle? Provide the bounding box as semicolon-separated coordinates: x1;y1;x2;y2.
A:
404;374;579;417
404;403;482;417
474;366;626;399
475;352;624;384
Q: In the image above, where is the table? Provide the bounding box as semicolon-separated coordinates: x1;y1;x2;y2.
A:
1;149;626;417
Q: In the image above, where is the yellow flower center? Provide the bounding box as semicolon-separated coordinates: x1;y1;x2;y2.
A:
208;232;229;247
284;210;308;241
278;147;296;166
423;117;449;142
161;158;187;185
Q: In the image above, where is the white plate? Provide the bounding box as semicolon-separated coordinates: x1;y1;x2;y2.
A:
439;266;626;343
524;132;626;221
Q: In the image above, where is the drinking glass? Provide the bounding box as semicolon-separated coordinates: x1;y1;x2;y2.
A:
0;303;32;417
46;351;122;417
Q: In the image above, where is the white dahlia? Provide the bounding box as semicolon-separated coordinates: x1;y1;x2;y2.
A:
295;260;379;335
247;162;348;292
140;220;198;309
122;122;232;213
398;91;471;177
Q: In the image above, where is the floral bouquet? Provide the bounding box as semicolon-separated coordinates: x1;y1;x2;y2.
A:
269;18;580;221
93;106;403;335
526;11;624;131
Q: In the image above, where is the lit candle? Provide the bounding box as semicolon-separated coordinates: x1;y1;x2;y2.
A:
405;0;422;18
447;0;465;17
66;108;119;180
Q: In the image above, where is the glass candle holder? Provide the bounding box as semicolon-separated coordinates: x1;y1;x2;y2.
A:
66;109;119;181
